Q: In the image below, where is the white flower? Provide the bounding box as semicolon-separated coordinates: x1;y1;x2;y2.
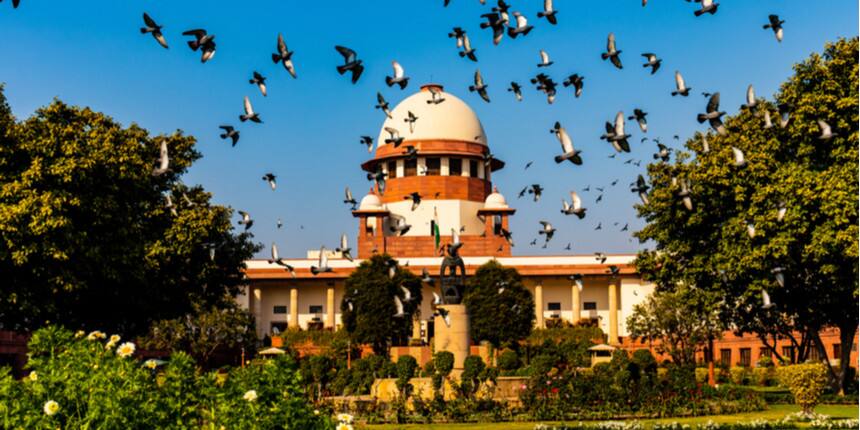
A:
335;424;354;430
27;371;37;382
336;413;354;423
313;409;320;416
86;330;105;341
243;390;258;402
105;334;121;350
143;359;158;369
74;330;85;338
43;400;59;416
116;342;135;358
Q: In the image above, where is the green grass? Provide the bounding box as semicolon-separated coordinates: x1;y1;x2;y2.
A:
359;404;859;429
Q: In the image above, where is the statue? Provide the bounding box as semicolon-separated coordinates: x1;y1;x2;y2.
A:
439;241;466;304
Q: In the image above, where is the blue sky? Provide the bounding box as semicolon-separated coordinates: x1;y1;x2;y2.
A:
0;1;856;258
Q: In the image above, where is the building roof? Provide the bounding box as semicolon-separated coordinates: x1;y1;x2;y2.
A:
375;84;487;149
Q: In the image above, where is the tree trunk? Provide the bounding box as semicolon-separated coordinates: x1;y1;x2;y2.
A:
837;323;857;395
810;331;840;392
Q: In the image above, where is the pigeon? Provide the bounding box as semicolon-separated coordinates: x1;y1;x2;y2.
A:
528;184;544;202
654;143;671;162
763;109;774;129
763;14;784;42
404;111;418;133
385;61;410;89
746;221;756;239
507;12;533;38
457;33;478;61
595;252;607;264
561;191;587;219
529;238;538;246
562;74;584;97
271;33;297;78
772;267;785;288
817;120;837;140
469;69;491;103
641;53;661;74
621;223;629;232
383;127;404;147
426;86;446;104
422;268;434;285
494;1;512;26
336;233;353;262
538;221;555;244
249;71;267;97
671;71;691;96
262;173;277;190
375;92;393;119
310;246;333;275
537;49;553;67
740;84;757;110
344;187;357;209
694;0;719;16
570;273;584;291
141;13;168;49
537;0;558;24
697;93;727;135
595;194;603;203
500;227;514;247
479;12;506;45
400;285;414;302
551;121;583;165
448;27;466;47
731;146;747;167
606;265;620;276
678;179;693;211
334;45;364;84
367;169;387;194
531;73;558;104
604;111;632;153
152;140;169;176
219;125;239;146
237;210;254;230
277;218;283;229
631;176;650;206
524;161;533;169
777;104;792;128
239;96;262;123
182;29;216;63
360;136;374;152
761;289;774;309
3;0;21;8
508;82;523;101
268;243;295;275
629;109;648;132
165;194;177;216
405;192;422;211
601;33;623;69
390;216;411;236
777;201;787;222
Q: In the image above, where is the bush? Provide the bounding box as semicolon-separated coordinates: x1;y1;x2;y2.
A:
777;362;830;413
756;356;774;368
0;326;331;429
729;367;750;385
434;351;455;376
460;355;486;398
395;355;418;398
695;367;709;384
752;367;775;386
498;350;521;372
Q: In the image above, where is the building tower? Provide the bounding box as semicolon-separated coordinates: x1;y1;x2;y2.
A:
353;84;515;258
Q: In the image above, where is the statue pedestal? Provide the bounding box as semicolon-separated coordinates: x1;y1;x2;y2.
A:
434;304;470;375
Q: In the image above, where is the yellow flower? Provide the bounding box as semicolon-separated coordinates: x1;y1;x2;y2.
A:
116;342;135;358
335;423;354;430
27;371;37;382
43;400;59;416
86;330;105;341
105;334;121;350
336;413;354;423
74;330;85;338
313;409;320;416
243;390;258;402
144;359;158;369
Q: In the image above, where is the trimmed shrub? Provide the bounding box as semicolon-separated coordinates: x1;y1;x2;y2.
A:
498;350;521;372
729;367;750;385
395;355;418;398
777;362;829;413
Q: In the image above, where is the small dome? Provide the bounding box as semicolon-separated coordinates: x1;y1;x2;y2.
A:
359;192;383;210
376;84;487;148
484;190;508;209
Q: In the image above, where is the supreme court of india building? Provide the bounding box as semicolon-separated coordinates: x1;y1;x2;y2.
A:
238;84;853;367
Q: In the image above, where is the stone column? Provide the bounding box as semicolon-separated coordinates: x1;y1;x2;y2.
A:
289;287;299;329
434;304;470;374
411;314;422;341
253;288;263;338
571;280;581;325
534;282;544;329
325;286;335;330
608;279;619;344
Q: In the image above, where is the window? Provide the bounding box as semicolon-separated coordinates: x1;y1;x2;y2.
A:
469;160;478;178
583;302;597;310
547;302;561;311
309;305;323;314
387;161;397;179
404;159;417;176
426;158;440;176
833;344;842;360
782;346;795;363
493;215;503;235
273;305;287;314
449;158;462;176
759;347;772;359
808;346;822;361
739;348;752;367
720;349;732;367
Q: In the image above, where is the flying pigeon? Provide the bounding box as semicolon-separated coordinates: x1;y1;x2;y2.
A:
601;33;623;69
604;111;632;153
570;273;584;291
219;125;239;146
776;201;787;221
344;187;357;210
237;210;253;230
641;53;661;74
480;12;506;45
551;121;583;165
561;191;587;219
405;192;422;211
272;33;297;78
389;216;411;236
375;92;393;119
537;0;558;24
562;74;584;97
817;120;837;140
631;175;650;205
761;289;774;309
383;127;404;147
262;173;277;190
629;109;648;132
152;140;169;176
385;61;409;89
404;111;418;133
249;71;267;96
507;12;533;38
310;246;333;275
654;143;671;162
537;49;553;67
426;86;446;104
367;169;387;194
448;27;466;47
469;69;490;103
595;252;607;264
772;267;785;288
336;233;353;262
671;71;691;96
268;243;296;275
693;0;719;16
141;13;168;49
334;45;364;84
740;84;757;110
458;33;478;61
239;96;262;123
538;221;556;245
360;136;373;152
697;92;727;135
731;146;747;167
508;81;523;101
182;29;216;63
528;184;544;202
678;179;693;211
746;221;756;239
763;14;784;42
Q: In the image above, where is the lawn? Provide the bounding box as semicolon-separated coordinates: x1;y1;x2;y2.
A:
360;404;859;429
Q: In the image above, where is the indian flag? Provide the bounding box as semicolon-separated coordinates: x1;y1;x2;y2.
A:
432;207;441;250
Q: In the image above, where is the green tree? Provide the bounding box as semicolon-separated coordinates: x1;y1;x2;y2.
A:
340;254;422;357
634;38;858;392
626;287;725;367
141;302;257;367
395;355;418;399
0;90;258;335
463;260;534;347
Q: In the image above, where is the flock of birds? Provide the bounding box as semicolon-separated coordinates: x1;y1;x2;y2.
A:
3;0;834;314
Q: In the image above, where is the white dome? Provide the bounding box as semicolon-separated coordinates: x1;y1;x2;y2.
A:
359;193;383;210
484;191;508;209
376;85;487;147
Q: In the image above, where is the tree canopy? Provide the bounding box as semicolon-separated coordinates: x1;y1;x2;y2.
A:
0;88;258;334
340;254;422;357
633;38;858;390
463;260;534;347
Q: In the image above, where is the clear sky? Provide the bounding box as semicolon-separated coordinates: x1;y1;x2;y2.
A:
0;1;856;258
